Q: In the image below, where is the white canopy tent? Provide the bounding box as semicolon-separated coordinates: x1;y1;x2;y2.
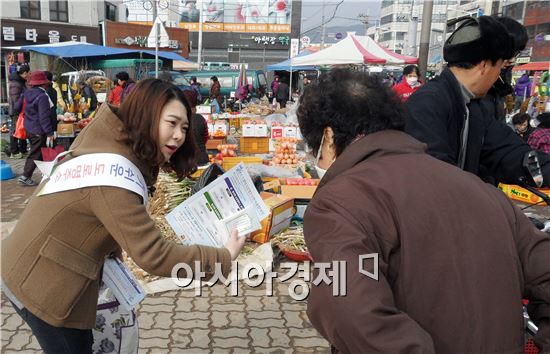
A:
291;33;418;67
355;35;418;65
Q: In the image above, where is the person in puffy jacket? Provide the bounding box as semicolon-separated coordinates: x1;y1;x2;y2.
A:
392;65;423;102
514;73;531;110
8;64;29;158
14;71;55;186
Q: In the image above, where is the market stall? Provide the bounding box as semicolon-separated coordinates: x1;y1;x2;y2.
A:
122;97;319;290
290;32;418;67
4;41;195;147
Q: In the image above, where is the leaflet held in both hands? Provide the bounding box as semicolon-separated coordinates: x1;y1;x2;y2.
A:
166;163;269;248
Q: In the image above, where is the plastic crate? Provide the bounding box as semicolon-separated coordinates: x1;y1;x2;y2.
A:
222;156;262;171
239;137;269;154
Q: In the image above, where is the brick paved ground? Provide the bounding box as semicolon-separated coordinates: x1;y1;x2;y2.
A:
0;154;331;353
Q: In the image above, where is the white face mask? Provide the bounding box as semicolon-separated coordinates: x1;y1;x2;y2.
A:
313;133;333;180
315;165;327;179
406;77;418;86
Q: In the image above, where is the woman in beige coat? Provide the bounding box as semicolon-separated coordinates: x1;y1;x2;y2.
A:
1;79;245;353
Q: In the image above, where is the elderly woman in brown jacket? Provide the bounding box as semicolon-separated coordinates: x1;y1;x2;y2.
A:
1;79;245;353
299;68;550;353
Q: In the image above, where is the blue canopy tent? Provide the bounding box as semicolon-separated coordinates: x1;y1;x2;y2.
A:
266;50;318;71
10;41;192;62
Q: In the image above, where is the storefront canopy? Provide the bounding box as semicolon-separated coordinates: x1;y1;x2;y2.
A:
4;41;192;62
266;50;318;71
513;61;550;72
290;33;418;66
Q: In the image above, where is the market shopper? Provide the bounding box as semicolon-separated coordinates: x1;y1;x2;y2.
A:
276;78;290;108
1;79;245;354
189;76;203;103
116;71;136;103
404;16;550;186
514;72;531;111
8;64;29;159
43;71;59;130
107;76;122;106
77;79;98;114
271;75;280;97
183;89;210;165
512;112;535;142
528;112;550;153
209;75;222;111
481;16;528;122
14;71;55;187
298;67;550;353
392;64;422;102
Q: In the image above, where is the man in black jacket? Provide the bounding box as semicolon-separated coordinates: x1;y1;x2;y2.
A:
405;16;550;186
44;71;58;131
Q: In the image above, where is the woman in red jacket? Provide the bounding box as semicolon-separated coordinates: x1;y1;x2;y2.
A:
393;65;422;102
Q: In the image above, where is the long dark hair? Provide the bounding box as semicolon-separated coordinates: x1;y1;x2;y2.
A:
117;79;197;180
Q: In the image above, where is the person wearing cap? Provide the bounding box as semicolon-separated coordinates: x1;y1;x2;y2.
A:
480;17;528;123
405;16;550;186
14;71;55;186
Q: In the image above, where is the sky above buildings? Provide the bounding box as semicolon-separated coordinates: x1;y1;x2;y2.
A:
300;0;381;42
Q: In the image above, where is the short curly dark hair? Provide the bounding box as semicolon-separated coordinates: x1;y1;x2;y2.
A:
297;68;406;157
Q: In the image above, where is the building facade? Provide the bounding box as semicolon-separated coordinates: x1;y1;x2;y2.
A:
518;1;549;62
1;0;128;46
125;0;302;71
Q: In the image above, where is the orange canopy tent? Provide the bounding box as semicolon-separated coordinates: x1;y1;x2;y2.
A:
512;61;550;71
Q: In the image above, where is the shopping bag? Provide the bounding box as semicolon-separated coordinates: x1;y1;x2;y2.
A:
13;99;26;140
210;98;221;113
41;145;65;162
92;282;139;354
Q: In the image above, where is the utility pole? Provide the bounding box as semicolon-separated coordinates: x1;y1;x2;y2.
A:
358;11;370;36
320;0;326;49
153;0;159;78
197;0;204;69
406;0;418;56
418;0;433;79
439;0;450;73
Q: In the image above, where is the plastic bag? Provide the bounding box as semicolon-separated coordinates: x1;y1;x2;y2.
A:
210;98;221;113
41;145;65;162
13;99;26;140
191;163;225;195
92;282;138;354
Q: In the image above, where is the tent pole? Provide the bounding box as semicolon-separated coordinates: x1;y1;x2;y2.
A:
154;0;159;78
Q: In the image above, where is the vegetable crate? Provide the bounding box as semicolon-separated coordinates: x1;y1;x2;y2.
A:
239;137;269;154
222;156;262;171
